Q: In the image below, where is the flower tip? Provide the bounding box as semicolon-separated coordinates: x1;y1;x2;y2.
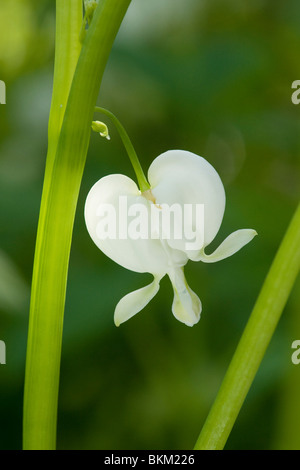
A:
183;318;200;327
248;229;258;240
91;120;110;140
169;267;202;326
114;309;123;327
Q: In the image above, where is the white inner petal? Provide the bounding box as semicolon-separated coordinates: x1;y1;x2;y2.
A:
167;266;201;327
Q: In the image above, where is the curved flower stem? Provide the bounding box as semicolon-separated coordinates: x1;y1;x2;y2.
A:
94;106;150;192
194;202;300;450
23;0;131;450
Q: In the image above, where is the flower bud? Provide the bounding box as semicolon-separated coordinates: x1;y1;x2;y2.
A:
91;121;110;140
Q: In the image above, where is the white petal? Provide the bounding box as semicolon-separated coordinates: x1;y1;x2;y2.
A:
192;229;257;263
148;150;226;252
114;275;161;326
168;267;201;326
84;174;170;275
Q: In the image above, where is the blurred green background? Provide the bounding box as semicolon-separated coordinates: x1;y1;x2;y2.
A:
0;0;299;450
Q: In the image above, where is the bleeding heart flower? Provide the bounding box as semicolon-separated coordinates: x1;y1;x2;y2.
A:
84;150;257;327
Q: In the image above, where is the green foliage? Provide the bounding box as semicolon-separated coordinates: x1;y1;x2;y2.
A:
0;0;299;450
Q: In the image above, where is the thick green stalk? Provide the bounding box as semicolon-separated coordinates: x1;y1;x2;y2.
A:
47;1;83;163
23;0;82;450
23;0;131;450
194;202;300;450
38;1;83;249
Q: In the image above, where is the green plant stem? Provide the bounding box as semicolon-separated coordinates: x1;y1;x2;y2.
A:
23;0;131;450
194;202;300;450
23;0;82;450
79;9;89;43
94;106;150;192
43;0;83;219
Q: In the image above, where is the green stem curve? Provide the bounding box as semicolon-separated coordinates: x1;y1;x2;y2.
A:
194;202;300;450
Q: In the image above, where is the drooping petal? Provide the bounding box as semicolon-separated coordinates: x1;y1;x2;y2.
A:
114;275;162;326
148;150;226;254
192;229;257;263
84;174;173;276
167;267;201;326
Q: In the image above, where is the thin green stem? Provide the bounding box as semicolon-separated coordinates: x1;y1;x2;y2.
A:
94;106;150;192
23;0;131;450
194;202;300;450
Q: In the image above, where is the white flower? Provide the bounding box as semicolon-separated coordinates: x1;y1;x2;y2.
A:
84;150;257;327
